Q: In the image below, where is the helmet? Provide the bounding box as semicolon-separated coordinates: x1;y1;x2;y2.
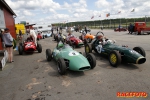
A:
97;35;103;40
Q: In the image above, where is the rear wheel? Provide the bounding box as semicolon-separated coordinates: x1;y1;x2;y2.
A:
86;53;96;69
133;47;146;57
13;39;16;49
46;49;52;61
57;58;66;75
109;50;121;67
18;45;23;55
84;43;92;53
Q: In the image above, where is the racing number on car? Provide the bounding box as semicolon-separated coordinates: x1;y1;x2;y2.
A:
69;51;79;56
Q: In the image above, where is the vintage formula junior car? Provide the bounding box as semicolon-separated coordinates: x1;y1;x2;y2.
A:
66;35;84;48
46;41;96;75
18;38;42;55
84;31;146;67
54;33;66;43
79;31;95;43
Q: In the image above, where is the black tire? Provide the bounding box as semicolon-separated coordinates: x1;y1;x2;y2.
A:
68;41;75;49
13;39;16;49
84;43;92;53
37;44;42;53
37;38;39;41
57;58;66;75
19;43;22;46
133;47;146;57
109;50;121;67
46;49;52;61
79;36;82;40
86;53;96;69
18;45;23;55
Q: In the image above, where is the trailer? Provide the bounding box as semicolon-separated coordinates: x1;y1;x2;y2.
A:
133;22;150;35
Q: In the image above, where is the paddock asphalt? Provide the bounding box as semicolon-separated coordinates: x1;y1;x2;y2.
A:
0;29;150;100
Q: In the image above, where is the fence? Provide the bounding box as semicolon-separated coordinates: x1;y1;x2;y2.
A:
54;17;150;29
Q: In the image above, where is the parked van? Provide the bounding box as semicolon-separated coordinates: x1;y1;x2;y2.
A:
33;24;52;32
15;24;26;34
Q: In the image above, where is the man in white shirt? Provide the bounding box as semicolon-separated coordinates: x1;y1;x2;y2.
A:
29;29;37;46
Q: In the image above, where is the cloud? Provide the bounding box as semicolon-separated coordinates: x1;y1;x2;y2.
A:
4;0;150;24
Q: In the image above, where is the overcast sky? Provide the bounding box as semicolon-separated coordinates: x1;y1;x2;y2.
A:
5;0;150;24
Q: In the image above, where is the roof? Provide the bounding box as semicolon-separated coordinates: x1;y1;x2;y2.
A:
25;24;36;26
0;0;16;16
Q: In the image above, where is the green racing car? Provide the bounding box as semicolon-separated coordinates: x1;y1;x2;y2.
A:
84;31;146;67
46;41;96;75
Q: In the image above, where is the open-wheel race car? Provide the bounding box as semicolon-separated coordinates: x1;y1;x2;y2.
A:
66;34;84;48
84;31;146;67
18;37;42;55
53;33;66;43
46;41;96;75
37;33;43;40
79;31;95;43
114;27;127;32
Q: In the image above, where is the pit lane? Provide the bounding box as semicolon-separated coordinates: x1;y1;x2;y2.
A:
0;29;150;100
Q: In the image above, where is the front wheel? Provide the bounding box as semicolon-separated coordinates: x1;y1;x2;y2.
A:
109;50;121;67
57;58;66;75
18;45;23;55
46;49;52;61
86;53;96;69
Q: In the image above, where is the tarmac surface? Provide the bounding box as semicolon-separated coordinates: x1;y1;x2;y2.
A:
0;29;150;100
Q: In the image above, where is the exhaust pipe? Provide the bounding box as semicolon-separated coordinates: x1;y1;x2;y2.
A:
136;57;146;64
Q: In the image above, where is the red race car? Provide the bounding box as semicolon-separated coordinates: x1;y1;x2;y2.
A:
66;35;84;48
18;37;42;55
114;27;127;32
37;33;43;40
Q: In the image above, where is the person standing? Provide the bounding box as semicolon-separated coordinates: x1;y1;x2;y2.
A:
51;27;53;36
84;25;87;34
59;26;62;33
29;29;37;46
56;27;59;33
129;23;133;34
2;28;14;63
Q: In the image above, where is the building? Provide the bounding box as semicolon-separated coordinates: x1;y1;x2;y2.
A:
0;0;17;50
0;0;16;70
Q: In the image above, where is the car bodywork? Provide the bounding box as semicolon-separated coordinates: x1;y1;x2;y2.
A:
114;27;127;31
79;33;95;43
37;33;43;40
46;42;96;75
18;40;42;55
133;22;150;35
66;35;84;48
85;31;146;67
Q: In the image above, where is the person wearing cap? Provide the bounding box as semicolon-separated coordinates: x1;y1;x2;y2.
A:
2;28;14;63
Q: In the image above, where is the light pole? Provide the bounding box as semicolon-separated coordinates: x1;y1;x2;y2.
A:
145;15;147;24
